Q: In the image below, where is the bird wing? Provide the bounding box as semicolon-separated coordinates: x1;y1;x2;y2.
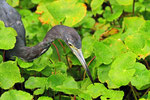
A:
0;0;26;46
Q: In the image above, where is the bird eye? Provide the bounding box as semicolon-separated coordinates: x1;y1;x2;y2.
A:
69;43;72;46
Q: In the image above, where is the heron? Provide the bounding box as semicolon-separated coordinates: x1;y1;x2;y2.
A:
0;0;94;83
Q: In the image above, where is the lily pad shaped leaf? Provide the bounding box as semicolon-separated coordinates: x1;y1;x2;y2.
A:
0;21;17;50
0;61;23;89
109;52;136;86
0;90;33;100
36;0;86;26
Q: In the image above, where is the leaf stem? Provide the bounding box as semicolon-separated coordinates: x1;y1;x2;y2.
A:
129;83;138;100
3;50;5;61
143;88;150;96
58;40;71;68
144;59;150;70
59;92;61;100
52;43;61;62
74;95;76;100
83;56;96;80
58;40;65;52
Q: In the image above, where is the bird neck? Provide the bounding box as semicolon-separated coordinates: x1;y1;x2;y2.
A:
9;25;68;61
0;0;5;3
43;25;67;44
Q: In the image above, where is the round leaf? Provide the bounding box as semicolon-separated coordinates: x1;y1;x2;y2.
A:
109;52;136;86
0;21;17;50
0;90;33;100
94;42;114;64
82;36;95;58
131;63;150;90
0;61;23;89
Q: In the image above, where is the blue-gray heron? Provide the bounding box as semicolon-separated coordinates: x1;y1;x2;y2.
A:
0;0;94;83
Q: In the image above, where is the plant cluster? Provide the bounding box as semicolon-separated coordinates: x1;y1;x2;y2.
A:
0;0;150;100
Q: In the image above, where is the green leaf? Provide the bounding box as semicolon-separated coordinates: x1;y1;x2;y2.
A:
25;77;47;95
148;91;150;100
91;0;104;11
125;34;145;55
27;57;48;72
0;21;17;50
35;0;57;26
90;0;104;15
93;29;105;41
86;83;107;98
0;61;23;89
131;62;150;90
82;36;95;58
0;90;33;100
98;65;119;89
27;48;53;71
17;58;33;68
103;38;127;58
47;74;81;95
103;5;123;21
0;55;3;63
98;65;110;83
109;52;136;86
94;42;114;64
19;0;35;9
122;17;145;40
47;74;65;89
40;66;52;76
38;96;53;100
86;83;124;99
116;0;133;5
6;0;19;7
47;0;87;26
18;9;49;41
31;0;41;4
78;93;92;100
100;90;124;100
36;0;87;26
138;20;150;40
82;18;95;28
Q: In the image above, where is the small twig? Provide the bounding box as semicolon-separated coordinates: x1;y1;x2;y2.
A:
133;0;135;15
59;92;61;100
74;95;76;100
83;56;96;80
126;89;132;100
52;43;61;62
143;88;150;96
87;56;96;67
47;89;50;97
58;40;71;68
58;40;65;52
49;59;53;64
3;50;5;61
34;95;37;100
34;71;36;77
144;59;150;70
129;83;138;100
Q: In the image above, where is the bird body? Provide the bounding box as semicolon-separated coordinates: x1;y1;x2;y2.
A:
0;0;26;60
0;0;94;83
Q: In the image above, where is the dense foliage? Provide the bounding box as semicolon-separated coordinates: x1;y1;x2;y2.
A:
0;0;150;100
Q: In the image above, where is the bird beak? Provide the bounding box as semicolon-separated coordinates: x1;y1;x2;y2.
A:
70;47;94;84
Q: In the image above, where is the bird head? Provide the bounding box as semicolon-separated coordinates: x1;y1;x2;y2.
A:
61;26;94;84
